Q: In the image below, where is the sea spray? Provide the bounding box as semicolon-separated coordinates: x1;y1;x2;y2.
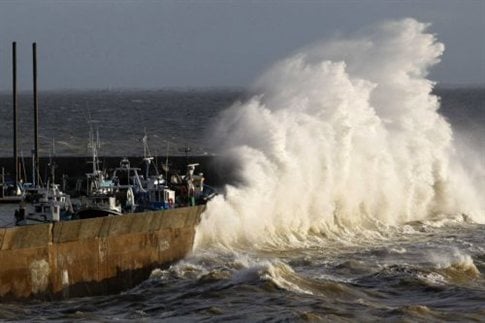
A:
195;19;484;249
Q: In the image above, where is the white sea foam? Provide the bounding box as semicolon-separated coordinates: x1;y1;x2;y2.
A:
430;249;479;271
195;18;484;249
428;249;480;283
259;262;314;295
416;272;447;286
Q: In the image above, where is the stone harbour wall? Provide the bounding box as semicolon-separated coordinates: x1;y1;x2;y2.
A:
0;205;204;300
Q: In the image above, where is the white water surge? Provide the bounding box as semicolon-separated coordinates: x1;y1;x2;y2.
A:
195;19;484;249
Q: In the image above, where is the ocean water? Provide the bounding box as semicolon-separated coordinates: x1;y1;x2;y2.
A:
1;19;485;321
0;88;240;157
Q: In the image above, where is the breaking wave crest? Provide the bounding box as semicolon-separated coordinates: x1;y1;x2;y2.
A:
150;253;359;299
431;249;481;283
195;18;484;249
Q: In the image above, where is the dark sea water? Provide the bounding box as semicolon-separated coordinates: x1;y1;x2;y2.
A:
0;87;484;321
0;89;241;157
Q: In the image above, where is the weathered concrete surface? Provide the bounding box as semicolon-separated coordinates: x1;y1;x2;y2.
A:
0;205;204;300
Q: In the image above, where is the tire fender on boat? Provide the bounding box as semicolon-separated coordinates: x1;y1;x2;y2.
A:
126;187;135;207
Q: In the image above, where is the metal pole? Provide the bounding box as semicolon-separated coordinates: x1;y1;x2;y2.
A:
12;42;18;188
33;42;39;187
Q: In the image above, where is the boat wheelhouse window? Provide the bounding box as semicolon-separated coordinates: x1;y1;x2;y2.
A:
35;205;42;213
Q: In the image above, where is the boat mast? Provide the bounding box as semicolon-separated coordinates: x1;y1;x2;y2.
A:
86;121;101;194
32;42;39;188
88;122;99;175
95;127;101;173
12;42;18;188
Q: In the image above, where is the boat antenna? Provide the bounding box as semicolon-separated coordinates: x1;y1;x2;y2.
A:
20;150;27;184
96;127;101;150
85;120;102;194
87;120;101;175
184;144;191;168
142;128;155;178
48;138;57;186
164;141;170;181
184;108;191;167
143;128;148;158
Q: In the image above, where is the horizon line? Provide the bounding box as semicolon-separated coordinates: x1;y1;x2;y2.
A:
0;83;483;95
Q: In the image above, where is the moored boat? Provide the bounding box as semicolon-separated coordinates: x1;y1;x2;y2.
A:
0;169;24;204
76;124;124;218
0;182;24;204
14;184;74;225
77;130;217;219
76;196;122;218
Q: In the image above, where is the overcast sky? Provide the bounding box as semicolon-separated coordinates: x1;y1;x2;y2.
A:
0;0;483;91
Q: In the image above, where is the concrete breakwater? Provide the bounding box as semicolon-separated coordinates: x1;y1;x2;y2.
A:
0;155;228;193
0;205;204;300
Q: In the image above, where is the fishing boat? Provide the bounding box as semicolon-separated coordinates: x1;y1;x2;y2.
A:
0;168;24;204
14;183;75;225
136;133;216;210
76;124;123;218
135;132;177;210
77;131;217;218
0;182;24;204
14;145;77;225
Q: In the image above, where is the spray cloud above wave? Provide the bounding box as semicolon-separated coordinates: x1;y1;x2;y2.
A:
196;18;484;248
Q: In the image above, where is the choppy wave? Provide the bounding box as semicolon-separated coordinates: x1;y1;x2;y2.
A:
431;249;481;283
196;18;484;249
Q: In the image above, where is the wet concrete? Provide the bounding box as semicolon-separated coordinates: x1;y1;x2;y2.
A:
0;205;204;300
